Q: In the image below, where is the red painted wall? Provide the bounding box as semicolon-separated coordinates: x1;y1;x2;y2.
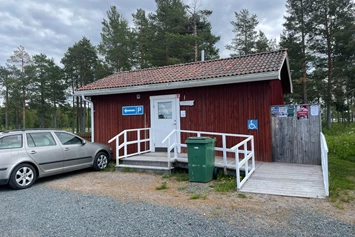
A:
92;79;285;162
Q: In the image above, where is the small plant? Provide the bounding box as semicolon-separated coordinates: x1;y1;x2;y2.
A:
190;194;201;199
177;185;188;191
213;174;236;192
162;169;189;182
190;193;207;200
156;181;168;190
102;161;116;172
122;167;133;172
238;193;247;198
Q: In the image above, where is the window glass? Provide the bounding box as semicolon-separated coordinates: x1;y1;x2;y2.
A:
27;132;56;147
158;101;172;119
55;132;83;145
0;135;23;149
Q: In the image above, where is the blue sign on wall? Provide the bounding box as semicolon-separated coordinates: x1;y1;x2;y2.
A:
248;120;258;130
122;106;144;116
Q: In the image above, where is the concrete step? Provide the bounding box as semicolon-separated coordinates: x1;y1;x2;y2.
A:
116;164;174;174
121;159;170;168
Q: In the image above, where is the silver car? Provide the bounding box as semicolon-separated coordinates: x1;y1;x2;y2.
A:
0;130;112;189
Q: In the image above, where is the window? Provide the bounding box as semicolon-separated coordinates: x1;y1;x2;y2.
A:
158;101;172;119
54;132;83;145
27;132;56;147
0;135;23;149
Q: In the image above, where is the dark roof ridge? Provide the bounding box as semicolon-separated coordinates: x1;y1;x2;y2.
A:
112;49;288;75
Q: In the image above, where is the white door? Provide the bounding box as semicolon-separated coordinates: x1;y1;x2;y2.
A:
150;95;180;149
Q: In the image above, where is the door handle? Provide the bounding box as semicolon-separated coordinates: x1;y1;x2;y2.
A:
64;148;70;151
30;151;37;154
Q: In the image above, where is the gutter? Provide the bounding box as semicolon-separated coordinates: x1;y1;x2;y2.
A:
74;71;279;97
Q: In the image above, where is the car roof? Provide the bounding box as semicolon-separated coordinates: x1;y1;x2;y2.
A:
0;129;68;137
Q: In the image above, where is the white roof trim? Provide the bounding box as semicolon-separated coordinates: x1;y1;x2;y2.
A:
74;71;279;97
279;54;293;93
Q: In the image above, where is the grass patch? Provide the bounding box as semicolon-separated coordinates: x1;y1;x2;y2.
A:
102;161;116;172
122;167;134;172
156;181;168;190
213;174;236;192
238;193;247;198
162;169;189;182
190;194;207;200
324;123;355;205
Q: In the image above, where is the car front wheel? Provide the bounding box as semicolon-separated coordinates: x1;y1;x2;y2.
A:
93;152;108;171
9;164;37;190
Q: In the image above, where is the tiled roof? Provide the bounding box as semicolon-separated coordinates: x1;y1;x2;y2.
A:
77;49;288;91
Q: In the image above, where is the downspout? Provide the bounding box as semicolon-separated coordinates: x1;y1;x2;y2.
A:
81;95;94;142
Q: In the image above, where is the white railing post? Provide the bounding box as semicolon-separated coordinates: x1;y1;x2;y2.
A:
320;133;329;196
124;131;127;158
149;128;154;152
137;129;141;154
235;150;240;189
116;138;119;166
251;137;255;170
174;130;178;159
168;136;171;169
244;142;248;176
222;134;227;174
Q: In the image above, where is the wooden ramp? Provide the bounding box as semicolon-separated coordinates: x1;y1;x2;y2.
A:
239;162;326;198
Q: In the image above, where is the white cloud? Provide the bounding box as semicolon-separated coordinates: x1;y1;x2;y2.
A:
0;0;287;65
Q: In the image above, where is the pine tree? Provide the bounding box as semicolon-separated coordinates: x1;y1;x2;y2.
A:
186;2;220;61
149;0;191;66
7;45;32;129
308;0;355;128
98;6;133;72
0;66;10;129
61;37;99;133
280;0;313;104
226;9;259;56
132;9;154;69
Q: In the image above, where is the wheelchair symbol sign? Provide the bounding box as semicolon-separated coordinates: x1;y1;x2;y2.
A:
248;120;258;130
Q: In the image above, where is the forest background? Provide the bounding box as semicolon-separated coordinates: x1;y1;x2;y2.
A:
0;0;354;133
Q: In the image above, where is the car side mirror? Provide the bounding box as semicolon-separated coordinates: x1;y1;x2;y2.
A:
82;139;86;145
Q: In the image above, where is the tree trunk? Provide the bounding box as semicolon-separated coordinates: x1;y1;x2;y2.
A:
72;95;75;133
5;88;8;130
194;19;198;62
23;87;26;129
53;104;57;128
301;0;307;104
76;96;80;134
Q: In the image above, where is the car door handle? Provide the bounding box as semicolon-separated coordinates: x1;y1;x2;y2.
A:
30;151;37;154
64;148;70;151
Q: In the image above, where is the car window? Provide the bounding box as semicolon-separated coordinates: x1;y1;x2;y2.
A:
54;132;83;145
27;132;57;147
0;135;23;149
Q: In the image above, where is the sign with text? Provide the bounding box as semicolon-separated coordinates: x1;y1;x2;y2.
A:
122;106;144;116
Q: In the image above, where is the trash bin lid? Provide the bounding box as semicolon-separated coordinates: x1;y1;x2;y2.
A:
185;137;215;144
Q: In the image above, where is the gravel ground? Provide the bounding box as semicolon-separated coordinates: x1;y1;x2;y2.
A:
0;170;354;237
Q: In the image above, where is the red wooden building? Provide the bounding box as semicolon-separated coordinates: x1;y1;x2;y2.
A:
75;50;292;162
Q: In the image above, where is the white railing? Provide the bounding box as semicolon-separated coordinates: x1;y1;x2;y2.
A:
108;128;152;166
320;132;329;196
162;129;255;189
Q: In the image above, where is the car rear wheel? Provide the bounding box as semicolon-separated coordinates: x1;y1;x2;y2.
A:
93;152;108;171
9;164;37;190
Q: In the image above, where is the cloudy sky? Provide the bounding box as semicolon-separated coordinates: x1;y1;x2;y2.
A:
0;0;287;67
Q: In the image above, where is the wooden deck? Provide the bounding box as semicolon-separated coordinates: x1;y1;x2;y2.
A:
239;162;326;198
119;152;326;198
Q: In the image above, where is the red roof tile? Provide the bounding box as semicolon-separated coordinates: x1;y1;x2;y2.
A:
77;50;288;91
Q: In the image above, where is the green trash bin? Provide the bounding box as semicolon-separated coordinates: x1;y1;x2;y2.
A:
185;137;216;183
